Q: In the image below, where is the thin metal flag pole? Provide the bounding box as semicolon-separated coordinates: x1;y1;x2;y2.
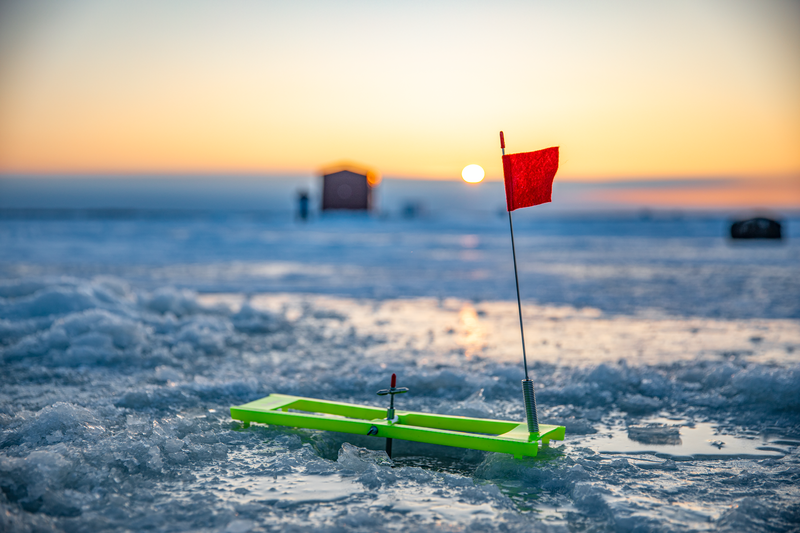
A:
500;131;539;434
507;211;528;380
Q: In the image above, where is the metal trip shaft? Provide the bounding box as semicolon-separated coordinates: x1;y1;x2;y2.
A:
522;378;539;434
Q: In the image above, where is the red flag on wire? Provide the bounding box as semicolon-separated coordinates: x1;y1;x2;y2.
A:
501;142;559;212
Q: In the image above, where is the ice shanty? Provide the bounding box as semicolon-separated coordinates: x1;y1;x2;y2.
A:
320;163;380;211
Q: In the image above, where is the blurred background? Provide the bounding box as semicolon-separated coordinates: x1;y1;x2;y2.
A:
0;0;798;213
0;0;798;317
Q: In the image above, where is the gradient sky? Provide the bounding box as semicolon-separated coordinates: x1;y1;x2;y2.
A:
0;0;798;184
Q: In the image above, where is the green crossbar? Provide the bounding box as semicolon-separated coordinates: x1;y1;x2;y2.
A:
230;394;565;458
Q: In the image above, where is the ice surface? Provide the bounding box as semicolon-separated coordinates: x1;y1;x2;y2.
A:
2;213;798;318
1;213;799;531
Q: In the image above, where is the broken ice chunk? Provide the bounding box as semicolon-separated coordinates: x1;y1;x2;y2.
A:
627;424;681;445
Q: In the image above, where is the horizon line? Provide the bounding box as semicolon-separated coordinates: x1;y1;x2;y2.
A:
1;171;798;185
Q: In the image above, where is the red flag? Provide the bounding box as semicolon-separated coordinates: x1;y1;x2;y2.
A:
502;146;559;211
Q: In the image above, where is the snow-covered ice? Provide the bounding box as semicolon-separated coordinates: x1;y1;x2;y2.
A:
1;210;799;532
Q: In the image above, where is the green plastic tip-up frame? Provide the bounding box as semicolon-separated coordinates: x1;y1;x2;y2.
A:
230;394;565;458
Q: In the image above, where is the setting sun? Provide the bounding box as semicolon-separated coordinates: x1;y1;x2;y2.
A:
461;164;485;184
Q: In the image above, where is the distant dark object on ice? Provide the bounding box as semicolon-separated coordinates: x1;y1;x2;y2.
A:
320;162;381;211
297;190;309;221
730;217;782;240
402;200;425;219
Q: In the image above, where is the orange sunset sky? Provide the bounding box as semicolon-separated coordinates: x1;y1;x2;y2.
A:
0;0;798;206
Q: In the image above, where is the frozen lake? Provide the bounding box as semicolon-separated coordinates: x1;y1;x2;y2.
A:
1;203;799;531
